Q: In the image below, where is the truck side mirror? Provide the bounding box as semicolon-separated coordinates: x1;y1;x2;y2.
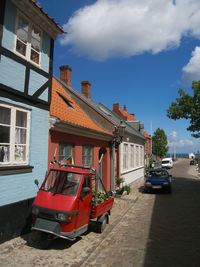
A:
82;187;90;193
34;179;39;190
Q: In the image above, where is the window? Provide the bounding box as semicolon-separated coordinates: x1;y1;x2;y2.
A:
140;146;144;166
15;13;42;65
130;145;134;168
123;143;128;170
82;145;93;166
58;143;74;162
0;103;30;165
136;145;139;167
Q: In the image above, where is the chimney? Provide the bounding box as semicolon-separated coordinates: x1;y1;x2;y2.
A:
124;105;127;111
59;65;72;87
81;81;91;99
113;103;120;112
131;113;135;117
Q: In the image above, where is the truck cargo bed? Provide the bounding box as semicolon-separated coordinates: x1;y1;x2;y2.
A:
91;197;114;219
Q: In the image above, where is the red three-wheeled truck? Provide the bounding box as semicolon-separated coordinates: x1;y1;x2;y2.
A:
30;160;114;245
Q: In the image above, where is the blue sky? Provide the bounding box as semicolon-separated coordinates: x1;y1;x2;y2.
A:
38;0;200;154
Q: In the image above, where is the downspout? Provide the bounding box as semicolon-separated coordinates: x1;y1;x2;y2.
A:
110;142;115;192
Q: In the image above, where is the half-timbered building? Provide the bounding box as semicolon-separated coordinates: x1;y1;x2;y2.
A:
0;0;63;243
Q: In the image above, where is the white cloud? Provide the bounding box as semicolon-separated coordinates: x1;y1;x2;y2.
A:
182;46;200;84
60;0;200;60
168;131;196;152
168;131;195;150
168;131;177;140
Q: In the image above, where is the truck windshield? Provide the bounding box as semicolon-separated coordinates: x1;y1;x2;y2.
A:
41;170;82;196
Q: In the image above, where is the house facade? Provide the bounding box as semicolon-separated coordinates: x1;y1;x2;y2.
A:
0;0;63;243
56;66;145;188
112;103;147;184
49;76;114;191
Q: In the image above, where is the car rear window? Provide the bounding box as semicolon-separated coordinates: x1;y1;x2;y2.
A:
149;171;168;177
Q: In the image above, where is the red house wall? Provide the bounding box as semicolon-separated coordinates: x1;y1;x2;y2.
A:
48;130;111;191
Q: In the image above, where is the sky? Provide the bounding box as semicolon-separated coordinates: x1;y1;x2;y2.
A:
38;0;200;154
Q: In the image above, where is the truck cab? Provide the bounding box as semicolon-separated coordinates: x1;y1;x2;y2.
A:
161;157;173;169
31;164;114;242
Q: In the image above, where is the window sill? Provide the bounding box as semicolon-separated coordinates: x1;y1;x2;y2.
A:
0;165;34;175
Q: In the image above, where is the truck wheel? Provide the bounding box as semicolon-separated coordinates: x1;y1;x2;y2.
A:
97;215;107;233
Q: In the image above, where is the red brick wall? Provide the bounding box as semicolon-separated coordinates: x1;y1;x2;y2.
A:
48;130;111;190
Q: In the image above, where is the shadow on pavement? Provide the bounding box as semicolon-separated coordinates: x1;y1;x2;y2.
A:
143;175;200;267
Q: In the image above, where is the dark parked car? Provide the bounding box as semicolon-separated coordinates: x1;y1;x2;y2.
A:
144;168;172;193
190;160;196;165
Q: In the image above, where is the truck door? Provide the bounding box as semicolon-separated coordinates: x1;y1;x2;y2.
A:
75;175;92;231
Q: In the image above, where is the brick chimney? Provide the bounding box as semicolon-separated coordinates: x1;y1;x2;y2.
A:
113;103;120;112
124;105;127;111
59;65;72;87
81;81;91;99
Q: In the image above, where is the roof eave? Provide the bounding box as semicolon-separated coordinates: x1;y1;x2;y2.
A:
49;116;113;142
12;0;65;40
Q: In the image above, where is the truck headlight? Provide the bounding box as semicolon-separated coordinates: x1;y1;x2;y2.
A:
56;213;74;222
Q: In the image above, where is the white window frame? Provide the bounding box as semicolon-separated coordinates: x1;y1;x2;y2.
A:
0;102;30;166
82;145;93;167
14;11;42;67
136;145;139;167
123;143;128;170
130;144;134;168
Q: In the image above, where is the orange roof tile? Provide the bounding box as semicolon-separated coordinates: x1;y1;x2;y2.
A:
144;131;151;138
119;108;137;121
50;78;112;136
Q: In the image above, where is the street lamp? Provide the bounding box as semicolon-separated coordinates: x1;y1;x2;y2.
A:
112;120;126;147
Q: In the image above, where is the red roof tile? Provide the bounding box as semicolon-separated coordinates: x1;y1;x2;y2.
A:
118;108;137;121
50;78;112;136
144;131;151;138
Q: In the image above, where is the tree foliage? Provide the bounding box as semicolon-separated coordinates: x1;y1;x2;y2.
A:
167;81;200;138
152;128;168;158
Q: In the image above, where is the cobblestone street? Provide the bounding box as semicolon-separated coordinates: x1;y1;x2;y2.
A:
0;158;200;267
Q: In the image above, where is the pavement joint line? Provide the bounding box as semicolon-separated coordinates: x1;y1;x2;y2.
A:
79;194;140;266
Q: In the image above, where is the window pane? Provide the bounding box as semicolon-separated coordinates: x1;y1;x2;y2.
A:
31;38;40;52
16;39;27;56
15;145;26;162
58;143;74;162
15;128;26;144
0;145;10;162
0;106;10;125
16;110;27;127
17;17;28;43
31;27;41;52
0;125;10;143
32;27;41;42
31;49;39;64
82;145;93;166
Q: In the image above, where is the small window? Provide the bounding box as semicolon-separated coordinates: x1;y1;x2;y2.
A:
123;143;128;170
58;143;74;163
82;145;93;166
15;13;42;66
0;103;30;165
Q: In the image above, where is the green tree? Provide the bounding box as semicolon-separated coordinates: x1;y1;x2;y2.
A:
167;81;200;138
152;128;169;158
